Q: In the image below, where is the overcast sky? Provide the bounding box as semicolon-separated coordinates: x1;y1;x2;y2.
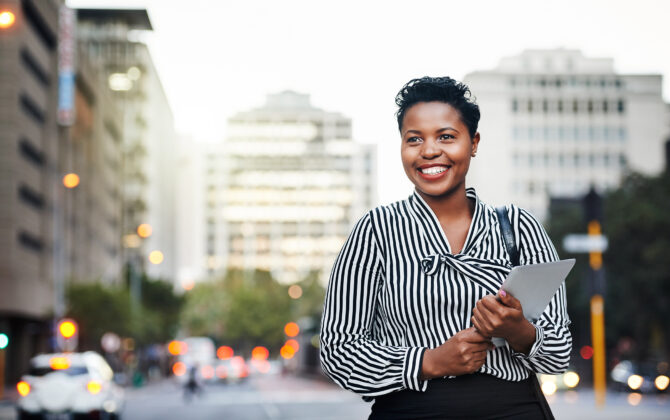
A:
68;0;670;204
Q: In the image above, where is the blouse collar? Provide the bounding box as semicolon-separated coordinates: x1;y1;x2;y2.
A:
408;187;491;256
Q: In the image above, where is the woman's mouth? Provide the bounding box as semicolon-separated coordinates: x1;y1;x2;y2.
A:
418;165;450;179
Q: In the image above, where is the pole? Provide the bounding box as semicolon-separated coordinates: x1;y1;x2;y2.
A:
0;349;5;400
585;188;606;408
591;294;606;407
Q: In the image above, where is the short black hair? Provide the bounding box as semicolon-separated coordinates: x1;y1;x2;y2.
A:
395;76;480;138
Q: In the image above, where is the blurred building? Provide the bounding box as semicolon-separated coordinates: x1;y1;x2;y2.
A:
0;0;61;381
465;49;669;220
76;9;177;281
205;91;377;285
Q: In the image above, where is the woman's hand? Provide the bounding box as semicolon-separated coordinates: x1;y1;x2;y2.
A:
471;290;536;354
420;327;493;379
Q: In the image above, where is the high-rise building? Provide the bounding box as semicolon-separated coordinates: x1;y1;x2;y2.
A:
464;49;669;220
76;9;177;281
205;91;377;285
0;0;62;380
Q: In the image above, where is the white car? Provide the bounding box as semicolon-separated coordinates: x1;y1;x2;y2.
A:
16;351;124;420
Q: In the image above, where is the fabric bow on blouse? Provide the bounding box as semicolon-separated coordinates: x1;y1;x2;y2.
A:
420;253;512;295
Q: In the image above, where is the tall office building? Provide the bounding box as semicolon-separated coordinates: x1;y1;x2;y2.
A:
76;9;177;281
464;49;669;220
0;0;61;380
205;91;377;285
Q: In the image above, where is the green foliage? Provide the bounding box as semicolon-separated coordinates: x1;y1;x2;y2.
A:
66;273;184;350
546;171;670;362
66;283;133;350
180;269;327;355
603;172;670;360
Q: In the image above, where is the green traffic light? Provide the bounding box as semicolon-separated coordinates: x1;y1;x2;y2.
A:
0;333;8;349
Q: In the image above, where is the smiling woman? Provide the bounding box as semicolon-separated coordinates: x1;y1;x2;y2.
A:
320;77;570;420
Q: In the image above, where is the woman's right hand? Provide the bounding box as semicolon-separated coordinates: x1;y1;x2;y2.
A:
420;327;493;379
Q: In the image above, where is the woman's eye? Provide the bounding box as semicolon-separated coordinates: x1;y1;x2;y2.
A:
439;134;454;141
407;136;422;143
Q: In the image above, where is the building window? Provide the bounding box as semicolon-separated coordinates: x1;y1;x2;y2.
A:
557;100;563;113
587;100;594;114
19;139;45;167
527;100;533;113
512;99;518;112
18;231;43;253
18;184;44;209
20;93;45;125
542;99;548;113
602;100;609;113
573;100;579;113
617;100;625;113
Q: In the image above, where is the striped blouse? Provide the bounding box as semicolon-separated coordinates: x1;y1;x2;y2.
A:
320;188;571;399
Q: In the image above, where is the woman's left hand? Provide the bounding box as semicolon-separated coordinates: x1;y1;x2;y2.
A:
471;290;536;354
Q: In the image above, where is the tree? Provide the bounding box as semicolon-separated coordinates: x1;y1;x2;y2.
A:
180;269;293;354
603;172;670;361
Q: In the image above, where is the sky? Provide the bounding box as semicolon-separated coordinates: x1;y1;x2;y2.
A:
68;0;670;204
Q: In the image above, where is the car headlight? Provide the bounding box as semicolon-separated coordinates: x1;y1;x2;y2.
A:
563;371;580;388
655;375;669;391
627;374;643;390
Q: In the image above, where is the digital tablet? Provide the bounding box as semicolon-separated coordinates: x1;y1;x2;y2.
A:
491;259;575;347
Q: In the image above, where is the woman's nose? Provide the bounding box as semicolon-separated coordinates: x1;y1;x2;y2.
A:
420;139;441;158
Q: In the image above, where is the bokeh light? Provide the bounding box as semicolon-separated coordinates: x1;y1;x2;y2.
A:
148;250;164;264
580;345;593;360
284;322;299;337
252;346;269;360
288;284;303;299
627;374;643;390
137;223;152;238
627;392;642;406
285;339;299;352
17;381;30;397
0;11;16;29
280;344;295;359
655;375;669;391
63;173;80;189
217;345;234;360
563;371;580;388
172;361;186;376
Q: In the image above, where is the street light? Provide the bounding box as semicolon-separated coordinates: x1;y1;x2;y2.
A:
148;250;164;265
0;11;16;29
62;173;80;189
137;223;152;238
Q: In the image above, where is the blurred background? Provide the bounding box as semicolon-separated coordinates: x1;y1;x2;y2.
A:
1;0;669;419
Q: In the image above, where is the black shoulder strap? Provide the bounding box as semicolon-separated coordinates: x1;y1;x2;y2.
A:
495;206;520;267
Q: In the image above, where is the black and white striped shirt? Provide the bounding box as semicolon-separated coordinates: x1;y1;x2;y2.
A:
320;188;571;398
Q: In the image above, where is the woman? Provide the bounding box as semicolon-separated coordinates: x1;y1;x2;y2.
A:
320;76;571;419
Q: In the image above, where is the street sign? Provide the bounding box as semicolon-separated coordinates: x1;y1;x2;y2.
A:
563;234;608;253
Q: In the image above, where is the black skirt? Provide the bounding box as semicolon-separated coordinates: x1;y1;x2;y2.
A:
369;373;552;420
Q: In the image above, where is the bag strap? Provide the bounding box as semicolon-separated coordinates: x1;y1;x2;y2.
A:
495;206;555;420
495;206;520;267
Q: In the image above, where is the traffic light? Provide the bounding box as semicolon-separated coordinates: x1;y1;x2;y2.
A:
56;319;78;352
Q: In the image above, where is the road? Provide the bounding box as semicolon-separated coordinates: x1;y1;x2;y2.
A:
2;374;669;419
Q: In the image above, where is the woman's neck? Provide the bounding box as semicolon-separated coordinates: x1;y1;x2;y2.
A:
417;186;473;221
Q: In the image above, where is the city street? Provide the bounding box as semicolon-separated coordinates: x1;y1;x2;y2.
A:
3;373;670;420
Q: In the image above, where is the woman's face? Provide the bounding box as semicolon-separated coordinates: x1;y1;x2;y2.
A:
400;101;479;200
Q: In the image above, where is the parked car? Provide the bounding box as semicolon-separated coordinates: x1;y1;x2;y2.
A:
16;351;124;420
610;360;670;393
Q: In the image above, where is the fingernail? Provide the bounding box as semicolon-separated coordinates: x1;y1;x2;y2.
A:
499;290;507;297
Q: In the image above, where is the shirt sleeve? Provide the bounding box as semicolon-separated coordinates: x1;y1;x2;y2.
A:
508;206;572;374
319;212;428;398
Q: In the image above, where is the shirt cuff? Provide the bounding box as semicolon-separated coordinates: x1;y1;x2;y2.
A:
510;323;544;361
402;347;428;392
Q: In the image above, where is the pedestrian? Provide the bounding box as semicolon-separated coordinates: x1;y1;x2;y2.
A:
319;76;571;419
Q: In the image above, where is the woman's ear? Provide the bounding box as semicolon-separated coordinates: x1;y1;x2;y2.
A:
471;132;480;157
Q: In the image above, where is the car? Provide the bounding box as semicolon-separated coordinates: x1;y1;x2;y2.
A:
16;351;124;420
611;360;670;394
